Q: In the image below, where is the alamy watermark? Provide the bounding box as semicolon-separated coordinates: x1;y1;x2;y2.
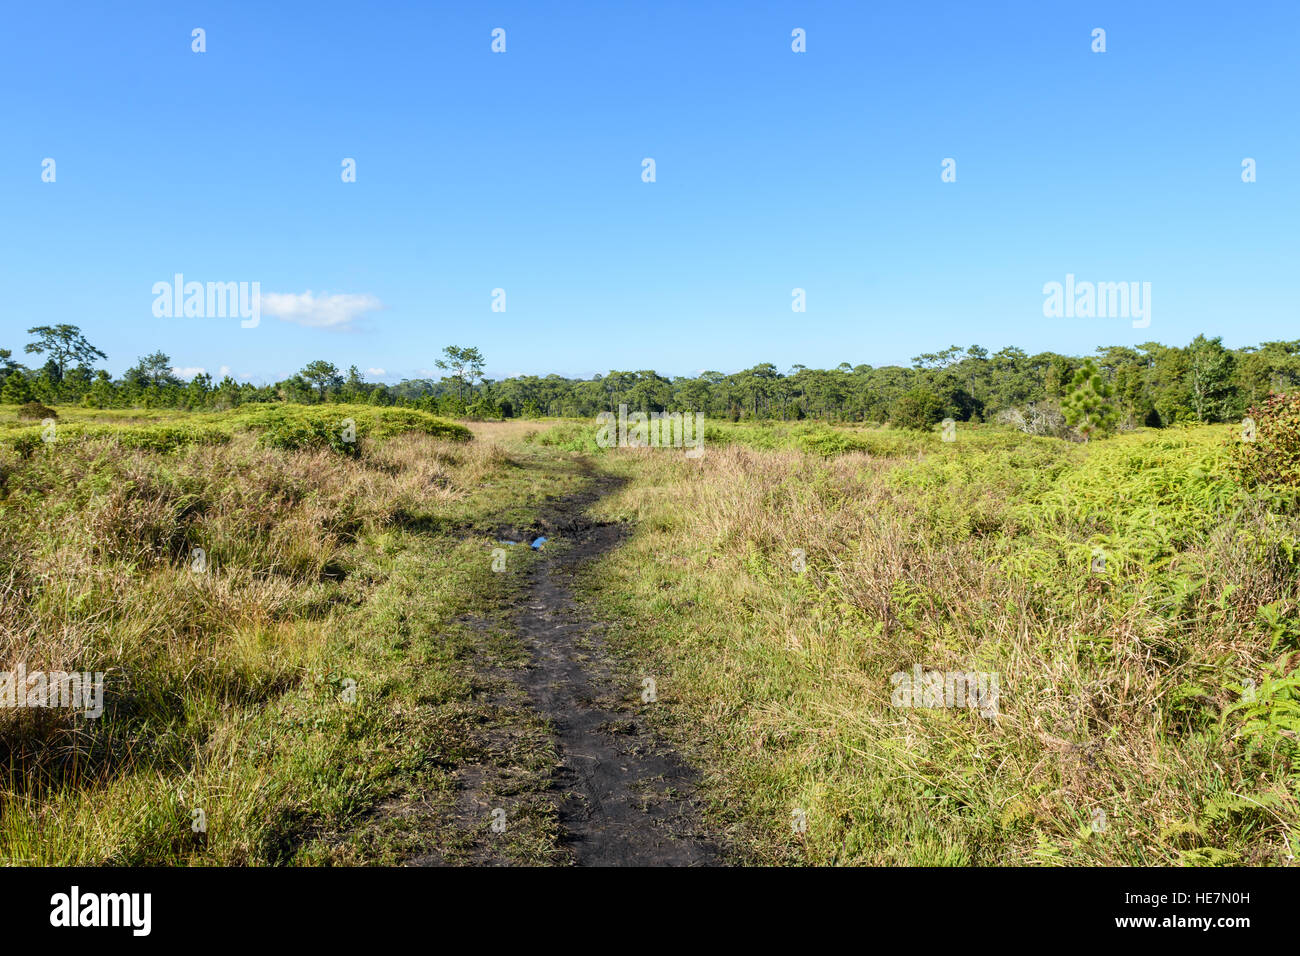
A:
1042;274;1150;329
891;665;999;718
596;404;704;458
50;886;150;936
1;665;105;718
152;274;260;328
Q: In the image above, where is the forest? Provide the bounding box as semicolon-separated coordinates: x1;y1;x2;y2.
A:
5;326;1298;432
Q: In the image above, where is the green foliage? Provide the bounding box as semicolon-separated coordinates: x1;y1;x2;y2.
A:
5;334;1298;428
1187;335;1238;422
698;421;934;457
1062;359;1119;439
0;405;470;458
2;373;33;405
1230;391;1300;510
0;404;578;864
435;345;485;399
16;401;56;421
1221;647;1300;763
587;419;1300;864
237;405;470;453
249;407;361;455
124;350;182;388
299;360;343;400
890;386;943;431
24;324;106;378
464;396;502;420
528;421;606;453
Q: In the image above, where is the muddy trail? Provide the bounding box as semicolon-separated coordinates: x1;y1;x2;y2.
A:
490;472;718;866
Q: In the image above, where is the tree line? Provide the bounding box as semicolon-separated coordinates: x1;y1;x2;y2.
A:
4;328;1298;432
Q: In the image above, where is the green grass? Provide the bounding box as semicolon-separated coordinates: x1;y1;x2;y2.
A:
6;404;1296;866
0;411;578;864
583;423;1300;865
0;403;469;458
704;420;935;457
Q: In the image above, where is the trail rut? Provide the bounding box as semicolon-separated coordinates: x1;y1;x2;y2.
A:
504;472;718;866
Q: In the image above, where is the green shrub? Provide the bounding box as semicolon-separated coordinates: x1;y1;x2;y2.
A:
530;422;605;453
1;374;33;405
16;401;56;421
890;387;942;431
115;423;233;453
250;410;361;455
0;404;470;458
1230;392;1300;510
236;405;470;453
703;421;932;458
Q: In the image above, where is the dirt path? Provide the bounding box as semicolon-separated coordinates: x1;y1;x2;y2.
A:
499;472;719;866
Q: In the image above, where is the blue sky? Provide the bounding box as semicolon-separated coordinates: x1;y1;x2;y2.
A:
2;1;1296;384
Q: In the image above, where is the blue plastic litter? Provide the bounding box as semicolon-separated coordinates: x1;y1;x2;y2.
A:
530;537;547;550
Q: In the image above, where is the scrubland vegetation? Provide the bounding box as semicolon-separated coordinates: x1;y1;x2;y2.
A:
585;410;1300;865
1;384;1296;866
0;406;579;863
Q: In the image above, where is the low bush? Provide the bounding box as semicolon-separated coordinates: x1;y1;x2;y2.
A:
16;401;56;421
1230;391;1300;511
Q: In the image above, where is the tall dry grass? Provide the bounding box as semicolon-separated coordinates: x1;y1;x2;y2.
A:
0;422;523;863
590;433;1299;864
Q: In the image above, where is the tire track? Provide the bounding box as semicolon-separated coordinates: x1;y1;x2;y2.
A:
506;472;719;866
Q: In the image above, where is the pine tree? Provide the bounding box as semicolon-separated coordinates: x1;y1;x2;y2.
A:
2;372;32;404
1062;359;1119;440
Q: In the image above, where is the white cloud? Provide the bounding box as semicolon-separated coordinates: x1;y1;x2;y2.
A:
260;291;383;329
365;368;386;377
172;366;206;379
218;365;231;378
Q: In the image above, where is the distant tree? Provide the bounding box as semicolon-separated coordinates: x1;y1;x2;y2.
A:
60;363;94;401
24;325;106;379
736;363;781;418
1062;359;1120;440
1037;353;1077;401
1237;340;1300;405
1095;345;1151;426
341;365;370;401
2;371;32;404
126;351;181;388
987;346;1035;410
84;371;115;409
1140;342;1193;425
32;360;63;402
184;372;213;408
890;386;943;431
1187;334;1237;422
627;369;676;414
435;346;485;399
911;345;963;371
300;360;343;401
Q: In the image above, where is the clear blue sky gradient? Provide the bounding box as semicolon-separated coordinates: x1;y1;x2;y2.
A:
2;1;1297;384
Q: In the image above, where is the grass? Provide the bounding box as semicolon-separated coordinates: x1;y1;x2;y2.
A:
4;404;1296;866
0;403;470;457
0;407;580;864
703;419;937;457
582;423;1300;865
